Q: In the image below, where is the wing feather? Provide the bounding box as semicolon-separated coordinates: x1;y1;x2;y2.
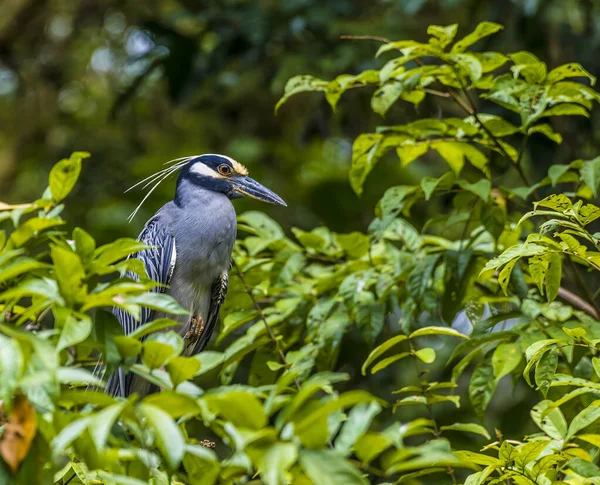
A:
113;217;176;334
189;271;228;355
100;216;175;397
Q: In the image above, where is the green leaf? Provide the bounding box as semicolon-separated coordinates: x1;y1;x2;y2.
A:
421;172;455;201
88;401;128;452
371;352;411;374
546;253;562;302
334;402;382;456
451;22;503;53
262;442;298;485
469;361;495;417
371;81;405;116
567;401;600;439
548;165;572;186
450;53;483;83
73;227;96;262
114;336;142;359
481;243;547;278
51;245;87;304
193;351;224;376
299;449;368;485
292;227;326;249
543;103;590;118
546;63;596;85
454;450;501;466
7;217;65;248
509;51;547;84
0;258;48;287
361;335;408;375
293;391;380;436
433;142;466;175
0;334;23;406
349;133;384;196
592;357;600;379
427;24;458;49
183;445;220;485
276;75;328;113
397;143;429;167
141;341;176;370
581;156;600;197
57;314;92;352
219;310;259;341
128;318;180;339
138;403;185;469
49;152;88;202
93;238;150;268
407;254;440;300
498;258;518;295
143;391;200;418
528;123;563;144
414;348;436;364
203;391;267;430
58;390;115;408
535;350;558;398
520;87;549;128
52;416;92;459
492;343;522;383
57;367;105;387
336;232;370;259
569;458;600;479
440;422;490;438
530;400;567;439
529;254;549;294
578;203;600;225
457;179;492;201
166;356;201;386
409;326;468;339
125;293;189;317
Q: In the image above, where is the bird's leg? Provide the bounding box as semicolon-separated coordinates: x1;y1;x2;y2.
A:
184;314;205;341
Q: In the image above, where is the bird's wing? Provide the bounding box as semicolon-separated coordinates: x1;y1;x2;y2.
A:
103;216;176;397
189;270;228;355
113;216;176;334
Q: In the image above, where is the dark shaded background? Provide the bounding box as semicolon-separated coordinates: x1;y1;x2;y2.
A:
1;0;599;451
1;0;598;242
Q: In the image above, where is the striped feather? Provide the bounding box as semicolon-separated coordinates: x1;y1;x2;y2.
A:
101;216;176;396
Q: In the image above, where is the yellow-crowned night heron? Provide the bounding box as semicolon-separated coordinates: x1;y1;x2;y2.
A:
105;154;285;397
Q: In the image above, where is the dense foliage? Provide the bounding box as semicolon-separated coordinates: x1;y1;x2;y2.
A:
3;19;600;485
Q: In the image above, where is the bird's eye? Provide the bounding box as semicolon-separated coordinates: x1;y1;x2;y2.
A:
218;164;232;176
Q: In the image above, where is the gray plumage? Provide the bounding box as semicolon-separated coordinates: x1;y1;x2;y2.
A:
101;154;285;398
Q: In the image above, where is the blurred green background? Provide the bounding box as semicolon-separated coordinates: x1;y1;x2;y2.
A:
1;0;598;244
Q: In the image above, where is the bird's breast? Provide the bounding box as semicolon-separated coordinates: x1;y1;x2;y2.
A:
172;194;236;286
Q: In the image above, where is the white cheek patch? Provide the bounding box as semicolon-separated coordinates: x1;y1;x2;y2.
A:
190;162;224;178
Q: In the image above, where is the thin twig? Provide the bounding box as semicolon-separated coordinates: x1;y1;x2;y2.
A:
232;260;301;390
566;259;600;317
557;286;599;319
423;88;451;98
340;34;390;43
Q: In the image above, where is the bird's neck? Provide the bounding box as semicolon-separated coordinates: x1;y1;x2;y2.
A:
174;179;229;209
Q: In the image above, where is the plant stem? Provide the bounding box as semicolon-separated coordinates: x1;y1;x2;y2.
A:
339;34;391;43
566;258;600;317
232;259;301;390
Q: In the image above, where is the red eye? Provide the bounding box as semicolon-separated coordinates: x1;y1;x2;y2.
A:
218;164;232;175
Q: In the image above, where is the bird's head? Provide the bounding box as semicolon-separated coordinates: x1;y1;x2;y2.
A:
176;154;286;207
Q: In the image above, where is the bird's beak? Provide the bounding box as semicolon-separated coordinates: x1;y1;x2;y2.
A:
232;176;287;207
